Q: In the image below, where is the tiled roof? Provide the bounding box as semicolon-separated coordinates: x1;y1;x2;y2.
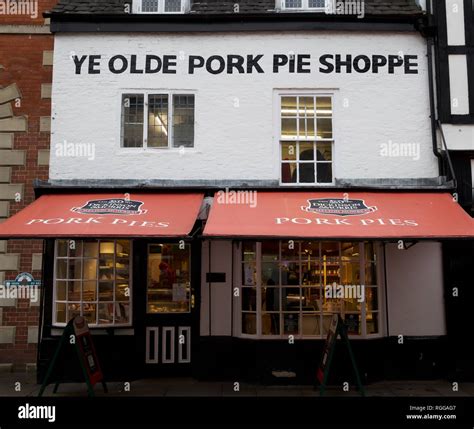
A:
50;0;422;16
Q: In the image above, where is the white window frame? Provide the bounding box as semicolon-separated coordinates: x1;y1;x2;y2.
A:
276;90;336;186
235;241;384;340
133;0;190;14
279;0;327;12
120;90;196;150
52;239;133;328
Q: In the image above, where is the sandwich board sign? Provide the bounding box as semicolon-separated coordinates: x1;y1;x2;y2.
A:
316;314;365;396
39;316;107;397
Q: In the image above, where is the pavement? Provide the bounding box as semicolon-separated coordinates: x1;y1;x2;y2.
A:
0;373;474;397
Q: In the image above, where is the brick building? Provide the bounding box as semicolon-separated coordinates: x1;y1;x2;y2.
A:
0;0;54;371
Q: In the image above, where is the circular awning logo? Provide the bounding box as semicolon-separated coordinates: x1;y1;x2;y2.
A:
302;198;377;217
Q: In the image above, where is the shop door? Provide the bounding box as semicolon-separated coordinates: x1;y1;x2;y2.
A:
136;241;198;375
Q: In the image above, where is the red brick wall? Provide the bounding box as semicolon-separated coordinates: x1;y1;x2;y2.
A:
0;0;57;25
0;1;54;370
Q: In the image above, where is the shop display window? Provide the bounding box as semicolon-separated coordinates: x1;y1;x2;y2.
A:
240;241;380;338
53;240;131;326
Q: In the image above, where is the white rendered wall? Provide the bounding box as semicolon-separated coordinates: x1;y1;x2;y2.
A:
50;32;437;182
385;242;446;336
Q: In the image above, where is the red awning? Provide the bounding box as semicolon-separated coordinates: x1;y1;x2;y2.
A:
0;193;203;238
203;192;474;239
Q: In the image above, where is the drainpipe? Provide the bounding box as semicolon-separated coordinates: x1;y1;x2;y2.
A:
425;0;444;177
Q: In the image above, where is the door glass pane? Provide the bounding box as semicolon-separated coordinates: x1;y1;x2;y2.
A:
147;243;191;313
262;287;280;311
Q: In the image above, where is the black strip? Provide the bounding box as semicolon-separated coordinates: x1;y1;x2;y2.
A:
50;20;420;33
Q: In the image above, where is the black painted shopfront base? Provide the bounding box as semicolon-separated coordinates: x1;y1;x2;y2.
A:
38;334;451;386
195;336;450;385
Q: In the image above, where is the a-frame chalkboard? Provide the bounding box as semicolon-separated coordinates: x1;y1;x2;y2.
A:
38;316;107;397
316;314;365;396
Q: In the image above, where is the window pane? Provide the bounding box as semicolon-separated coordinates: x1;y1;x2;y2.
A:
281;97;297;116
316;96;332;117
262;313;280;335
68;260;82;280
164;0;182;12
99;282;114;301
316;142;332;161
281;163;297;183
242;262;256;286
302;314;320;335
142;0;159;12
302;287;321;311
262;241;279;261
300;97;315;117
299;163;315;183
242;287;257;311
98;303;114;325
148;95;169;148
83;281;97;301
282;263;300;285
281;118;297;138
147;244;191;313
67;303;81;321
285;0;302;7
69;241;83;258
84;241;99;258
344;314;361;335
115;303;130;324
281;143;297;161
365;242;376;262
341;262;361;285
122;94;144;148
283;287;301;310
56;281;67;301
116;283;129;301
317;118;333;139
282;240;299;260
309;0;325;7
262;262;279;285
366;263;377;285
302;261;322;285
242;242;256;262
56;259;68;279
57;240;68;257
299;143;314;160
366;287;378;311
262;287;280;311
342;242;360;260
172;95;195;148
83;303;97;324
68;281;81;301
83;259;97;280
283;313;300;335
300;241;320;258
56;303;66;324
242;313;256;335
317;163;333;183
367;312;379;334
